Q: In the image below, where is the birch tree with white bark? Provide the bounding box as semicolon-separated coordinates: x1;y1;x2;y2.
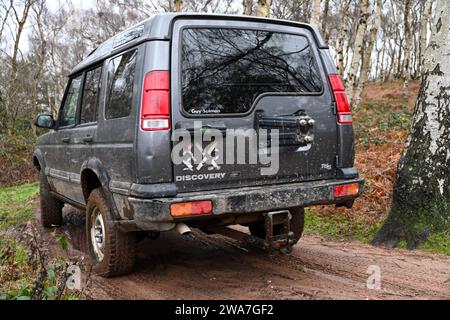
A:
353;0;383;105
373;0;450;248
402;0;412;97
309;0;321;26
419;0;433;74
321;0;330;41
243;0;253;15
336;0;351;75
346;0;370;103
175;0;182;12
257;0;271;17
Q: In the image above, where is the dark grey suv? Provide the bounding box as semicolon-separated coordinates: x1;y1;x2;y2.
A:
34;13;364;277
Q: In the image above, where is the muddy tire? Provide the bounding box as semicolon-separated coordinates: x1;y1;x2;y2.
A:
39;170;63;228
86;188;136;277
248;207;305;245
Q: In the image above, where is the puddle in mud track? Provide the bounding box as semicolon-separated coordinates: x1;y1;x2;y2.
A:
61;206;88;253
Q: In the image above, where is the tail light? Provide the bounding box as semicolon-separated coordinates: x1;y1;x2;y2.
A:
170;201;213;217
333;183;360;198
328;74;352;125
141;71;170;131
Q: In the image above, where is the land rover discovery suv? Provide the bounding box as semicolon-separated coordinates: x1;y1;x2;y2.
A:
34;13;364;277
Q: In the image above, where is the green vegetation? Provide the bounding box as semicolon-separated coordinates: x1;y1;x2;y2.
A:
420;232;450;255
305;210;450;256
305;209;383;244
0;183;83;300
0;240;80;300
0;132;37;187
0;183;39;229
353;101;412;149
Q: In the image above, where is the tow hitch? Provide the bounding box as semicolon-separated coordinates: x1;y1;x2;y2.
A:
204;210;295;254
264;211;295;254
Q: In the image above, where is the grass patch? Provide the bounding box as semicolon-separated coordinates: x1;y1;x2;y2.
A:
305;209;383;243
0;183;39;229
306;209;450;257
420;232;450;255
0;184;86;300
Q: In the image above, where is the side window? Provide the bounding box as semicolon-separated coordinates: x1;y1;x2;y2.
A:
80;66;102;124
105;50;138;119
60;75;83;127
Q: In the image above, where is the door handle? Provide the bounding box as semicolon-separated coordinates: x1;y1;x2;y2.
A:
175;122;227;131
83;135;93;143
175;123;227;136
61;137;70;143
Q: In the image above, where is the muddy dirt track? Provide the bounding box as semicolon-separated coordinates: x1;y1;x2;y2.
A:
40;206;450;300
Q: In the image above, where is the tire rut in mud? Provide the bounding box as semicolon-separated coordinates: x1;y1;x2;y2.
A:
36;206;450;300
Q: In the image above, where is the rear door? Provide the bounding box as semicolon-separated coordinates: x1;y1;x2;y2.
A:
171;19;337;193
95;48;142;184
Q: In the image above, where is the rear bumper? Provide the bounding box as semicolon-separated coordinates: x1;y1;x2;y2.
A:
119;178;365;232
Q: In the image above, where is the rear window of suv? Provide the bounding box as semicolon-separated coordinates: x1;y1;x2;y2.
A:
181;28;323;115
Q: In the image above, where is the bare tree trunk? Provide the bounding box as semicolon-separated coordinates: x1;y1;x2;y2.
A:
243;0;253;15
337;0;351;76
10;0;33;79
31;0;47;136
0;0;12;41
386;39;396;81
346;0;370;103
175;0;182;12
380;39;386;81
403;0;412;98
321;0;330;41
353;0;383;105
5;0;34;136
396;38;403;77
257;0;271;17
309;0;321;26
303;0;310;22
373;0;450;249
419;0;433;73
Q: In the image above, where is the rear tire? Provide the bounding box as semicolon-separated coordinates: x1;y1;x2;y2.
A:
248;207;305;245
39;170;63;228
86;188;136;277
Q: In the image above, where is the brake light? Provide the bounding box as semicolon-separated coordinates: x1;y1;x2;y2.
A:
142;71;170;131
333;183;360;198
170;201;213;217
328;74;352;125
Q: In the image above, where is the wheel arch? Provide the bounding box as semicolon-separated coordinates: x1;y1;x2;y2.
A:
81;158;120;220
33;149;46;172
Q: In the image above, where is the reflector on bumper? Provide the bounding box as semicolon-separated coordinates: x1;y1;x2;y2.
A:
170;201;213;217
333;183;360;198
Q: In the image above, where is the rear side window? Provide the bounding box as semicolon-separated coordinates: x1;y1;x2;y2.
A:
80;66;102;124
60;75;83;127
181;28;323;115
105;50;137;119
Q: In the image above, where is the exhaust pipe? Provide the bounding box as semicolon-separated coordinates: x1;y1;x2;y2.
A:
175;223;192;236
